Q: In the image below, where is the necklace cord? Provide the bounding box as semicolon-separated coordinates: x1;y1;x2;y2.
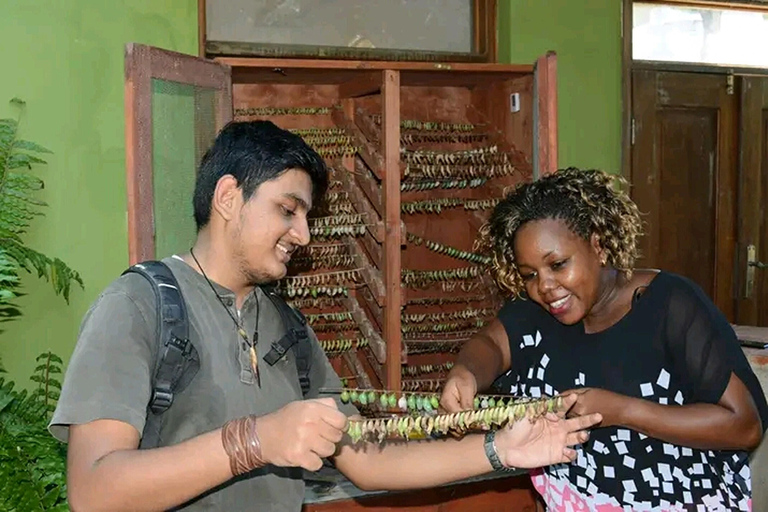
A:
189;248;261;385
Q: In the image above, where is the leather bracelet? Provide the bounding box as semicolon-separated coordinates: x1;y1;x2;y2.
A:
484;429;516;472
221;415;266;476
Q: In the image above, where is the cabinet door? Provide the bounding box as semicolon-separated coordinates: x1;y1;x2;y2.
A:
124;43;232;264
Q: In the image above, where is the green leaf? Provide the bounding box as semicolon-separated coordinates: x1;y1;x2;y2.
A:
0;364;69;511
1;241;83;302
8;153;48;169
13;140;52;154
41;487;60;507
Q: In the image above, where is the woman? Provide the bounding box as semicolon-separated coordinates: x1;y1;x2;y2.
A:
441;168;767;511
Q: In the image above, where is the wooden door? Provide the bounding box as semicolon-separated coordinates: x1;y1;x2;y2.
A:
736;77;768;327
631;69;738;319
124;43;232;264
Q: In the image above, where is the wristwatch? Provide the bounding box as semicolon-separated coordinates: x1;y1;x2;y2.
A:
484;429;516;472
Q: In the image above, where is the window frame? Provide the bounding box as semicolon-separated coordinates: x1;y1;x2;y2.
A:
197;0;498;63
621;0;768;178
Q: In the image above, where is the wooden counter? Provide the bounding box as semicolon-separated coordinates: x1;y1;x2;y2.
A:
740;326;768;512
302;466;538;512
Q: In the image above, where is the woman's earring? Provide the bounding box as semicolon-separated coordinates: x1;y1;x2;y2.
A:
600;256;607;266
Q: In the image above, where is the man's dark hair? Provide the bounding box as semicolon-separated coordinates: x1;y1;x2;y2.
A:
192;120;328;230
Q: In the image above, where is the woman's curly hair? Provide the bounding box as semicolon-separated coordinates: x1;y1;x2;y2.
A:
476;167;643;296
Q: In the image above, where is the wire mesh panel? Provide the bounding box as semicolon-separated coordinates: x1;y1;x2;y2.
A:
124;43;232;263
151;79;217;257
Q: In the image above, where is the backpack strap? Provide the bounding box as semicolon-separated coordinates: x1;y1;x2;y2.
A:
261;285;312;397
122;261;199;449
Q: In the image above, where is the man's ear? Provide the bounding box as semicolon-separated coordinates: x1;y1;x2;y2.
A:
211;175;242;222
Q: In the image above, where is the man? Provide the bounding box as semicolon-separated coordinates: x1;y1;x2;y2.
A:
51;121;600;511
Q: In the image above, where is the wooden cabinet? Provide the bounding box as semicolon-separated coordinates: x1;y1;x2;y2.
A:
125;45;557;510
214;55;558;392
303;473;540;512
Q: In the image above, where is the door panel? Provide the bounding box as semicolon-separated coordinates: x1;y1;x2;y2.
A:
736;77;768;327
633;68;768;512
631;69;738;318
657;108;718;295
125;43;233;264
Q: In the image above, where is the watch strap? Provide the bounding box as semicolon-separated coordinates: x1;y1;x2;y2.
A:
484;429;516;472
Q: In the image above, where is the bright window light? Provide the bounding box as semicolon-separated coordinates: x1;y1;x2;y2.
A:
633;3;768;68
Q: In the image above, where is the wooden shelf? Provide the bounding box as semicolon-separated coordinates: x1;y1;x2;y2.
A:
227;53;557;395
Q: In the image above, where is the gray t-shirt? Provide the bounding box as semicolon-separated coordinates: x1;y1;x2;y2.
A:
51;256;357;511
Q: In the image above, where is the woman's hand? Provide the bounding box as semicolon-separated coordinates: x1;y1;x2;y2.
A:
440;365;478;412
559;387;628;428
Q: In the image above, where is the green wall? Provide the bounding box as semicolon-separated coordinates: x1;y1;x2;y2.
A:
499;0;622;174
0;0;197;386
0;0;623;387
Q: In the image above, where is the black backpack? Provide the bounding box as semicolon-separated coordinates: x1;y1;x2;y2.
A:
123;261;313;449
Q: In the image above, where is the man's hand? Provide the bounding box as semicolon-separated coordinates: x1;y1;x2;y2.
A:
440;365;478;412
256;397;348;471
494;394;602;468
560;387;627;427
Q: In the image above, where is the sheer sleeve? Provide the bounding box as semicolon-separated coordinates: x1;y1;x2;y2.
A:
493;297;549;392
662;275;768;428
497;296;542;349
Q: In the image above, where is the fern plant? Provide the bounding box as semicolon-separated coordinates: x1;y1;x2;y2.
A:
0;97;83;370
0;98;85;510
0;97;83;302
0;250;20;373
0;351;68;511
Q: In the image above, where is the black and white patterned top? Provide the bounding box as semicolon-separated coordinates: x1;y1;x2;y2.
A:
495;271;768;511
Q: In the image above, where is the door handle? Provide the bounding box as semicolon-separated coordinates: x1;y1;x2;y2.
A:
746;244;767;297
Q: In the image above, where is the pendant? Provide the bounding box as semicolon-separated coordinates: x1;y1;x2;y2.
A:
249;345;261;387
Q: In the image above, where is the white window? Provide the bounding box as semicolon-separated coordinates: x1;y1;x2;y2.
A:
633;2;768;68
